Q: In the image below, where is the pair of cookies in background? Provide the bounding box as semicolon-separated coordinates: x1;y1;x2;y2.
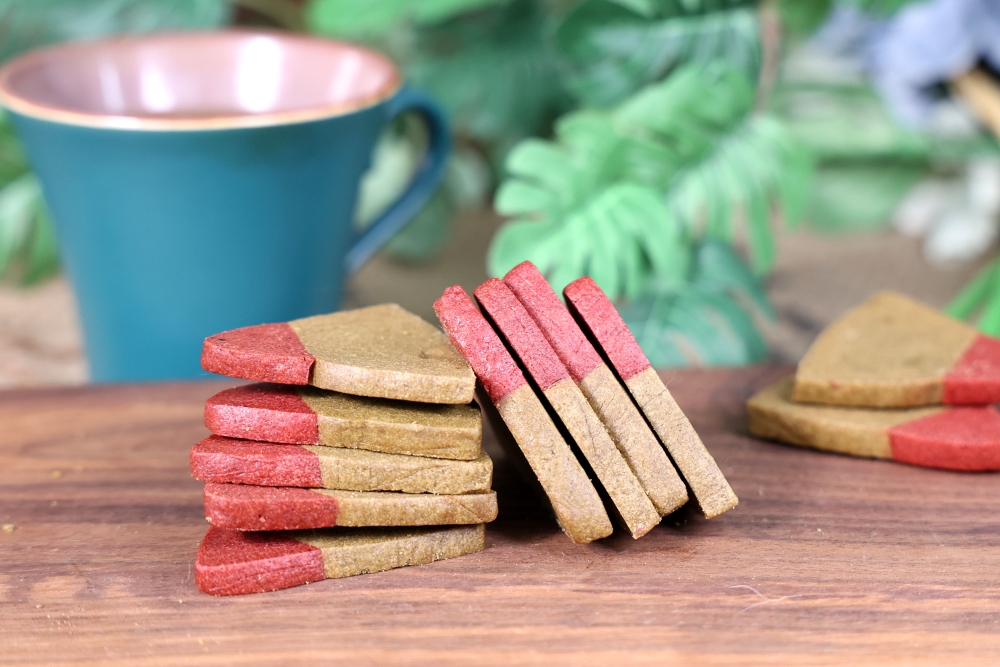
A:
749;291;1000;471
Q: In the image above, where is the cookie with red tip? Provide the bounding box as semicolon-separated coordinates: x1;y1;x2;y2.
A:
202;304;476;404
202;483;498;531
793;291;1000;408
474;278;661;538
433;285;612;544
195;524;486;596
205;384;482;460
190;435;493;494
747;377;1000;471
558;272;738;518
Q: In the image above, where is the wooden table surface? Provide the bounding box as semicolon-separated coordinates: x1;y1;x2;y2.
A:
2;365;999;666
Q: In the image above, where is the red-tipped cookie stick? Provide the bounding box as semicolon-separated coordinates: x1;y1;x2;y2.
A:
205;384;482;460
748;378;1000;470
195;525;485;596
474;279;661;538
203;483;497;531
561;273;738;518
191;435;492;494
201;304;476;404
433;285;612;544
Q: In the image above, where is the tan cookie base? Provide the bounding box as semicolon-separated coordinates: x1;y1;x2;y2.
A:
578;364;688;516
290;304;476;404
300;524;486;579
308;447;492;494
317;489;498;526
497;384;613;544
748;377;942;458
626;368;737;519
301;388;482;460
544;378;659;538
793;292;977;408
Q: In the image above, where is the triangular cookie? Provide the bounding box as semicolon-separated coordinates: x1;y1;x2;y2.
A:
196;525;485;595
204;384;482;460
201;304;476;404
749;377;1000;471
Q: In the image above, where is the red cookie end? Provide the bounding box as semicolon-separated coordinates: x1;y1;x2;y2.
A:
190;435;324;488
563;277;651;381
205;384;319;445
201;323;314;384
474;278;569;392
889;407;1000;471
434;285;527;404
943;334;1000;405
203;483;340;531
503;262;603;382
195;527;325;596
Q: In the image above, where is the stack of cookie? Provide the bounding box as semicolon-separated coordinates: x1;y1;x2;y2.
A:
191;304;497;596
434;261;738;544
748;291;1000;471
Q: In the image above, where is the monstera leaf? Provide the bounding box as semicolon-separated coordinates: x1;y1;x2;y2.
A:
489;62;811;298
619;240;771;367
556;0;761;108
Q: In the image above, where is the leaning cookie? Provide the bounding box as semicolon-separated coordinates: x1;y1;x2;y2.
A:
205;384;482;460
191;435;492;494
203;483;498;531
195;525;485;595
201;304;476;404
748;377;1000;471
793;291;1000;408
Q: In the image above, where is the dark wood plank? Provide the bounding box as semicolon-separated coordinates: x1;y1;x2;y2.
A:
2;367;1000;666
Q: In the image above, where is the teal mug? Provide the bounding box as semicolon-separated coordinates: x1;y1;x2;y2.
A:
0;31;449;382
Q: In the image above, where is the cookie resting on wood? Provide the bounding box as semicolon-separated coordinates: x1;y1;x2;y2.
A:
793;291;1000;408
474;278;660;538
195;524;485;596
433;285;613;544
561;273;738;519
191;435;493;494
747;377;1000;471
205;383;482;460
202;483;498;531
504;263;696;517
201;304;477;404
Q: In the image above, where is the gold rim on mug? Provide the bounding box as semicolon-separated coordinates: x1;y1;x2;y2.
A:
0;30;403;131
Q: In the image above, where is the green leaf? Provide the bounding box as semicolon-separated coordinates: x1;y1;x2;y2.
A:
556;0;761;108
306;0;510;36
947;258;999;321
0;173;59;284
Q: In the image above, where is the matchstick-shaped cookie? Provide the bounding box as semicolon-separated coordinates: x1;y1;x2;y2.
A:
196;524;485;596
748;377;1000;471
201;304;476;404
504;265;690;517
205;384;482;460
434;285;612;544
474;279;660;538
191;435;493;494
561;274;738;518
203;483;498;531
794;291;1000;408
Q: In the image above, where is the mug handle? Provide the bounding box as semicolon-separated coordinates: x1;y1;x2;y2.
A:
344;86;451;273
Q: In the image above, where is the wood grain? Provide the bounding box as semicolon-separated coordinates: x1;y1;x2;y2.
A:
2;367;1000;665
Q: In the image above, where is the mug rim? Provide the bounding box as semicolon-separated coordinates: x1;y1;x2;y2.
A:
0;29;403;132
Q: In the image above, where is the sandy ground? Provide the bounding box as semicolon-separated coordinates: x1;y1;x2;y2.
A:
0;210;987;388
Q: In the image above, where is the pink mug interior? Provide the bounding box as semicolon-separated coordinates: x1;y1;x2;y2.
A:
0;30;401;130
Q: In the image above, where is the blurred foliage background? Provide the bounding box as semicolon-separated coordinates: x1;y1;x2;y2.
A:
0;0;997;365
